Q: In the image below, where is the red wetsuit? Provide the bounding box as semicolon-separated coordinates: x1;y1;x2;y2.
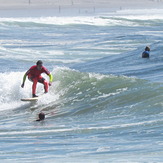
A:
26;65;50;95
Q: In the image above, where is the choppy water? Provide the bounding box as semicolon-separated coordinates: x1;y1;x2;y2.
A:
0;8;163;162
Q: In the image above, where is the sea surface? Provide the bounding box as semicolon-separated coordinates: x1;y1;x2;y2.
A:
0;8;163;162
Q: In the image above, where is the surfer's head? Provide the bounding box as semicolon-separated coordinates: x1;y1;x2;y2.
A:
145;46;150;51
36;60;43;70
36;112;45;121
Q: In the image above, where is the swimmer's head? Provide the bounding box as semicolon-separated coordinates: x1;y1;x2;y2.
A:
145;46;150;51
36;112;45;121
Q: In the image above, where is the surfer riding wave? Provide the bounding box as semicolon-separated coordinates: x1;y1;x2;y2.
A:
21;60;53;98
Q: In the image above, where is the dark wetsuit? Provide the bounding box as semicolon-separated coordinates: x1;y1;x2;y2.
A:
142;51;150;58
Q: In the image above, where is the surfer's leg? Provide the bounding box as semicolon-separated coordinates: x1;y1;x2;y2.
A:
32;78;38;95
28;76;38;97
43;80;49;93
38;76;49;93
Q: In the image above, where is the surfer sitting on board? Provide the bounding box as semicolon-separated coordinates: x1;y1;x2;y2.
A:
21;60;53;98
142;46;150;58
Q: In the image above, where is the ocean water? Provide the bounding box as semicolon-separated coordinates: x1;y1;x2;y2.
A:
0;8;163;162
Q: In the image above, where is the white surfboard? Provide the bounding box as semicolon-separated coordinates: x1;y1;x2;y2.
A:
21;97;39;102
21;93;45;102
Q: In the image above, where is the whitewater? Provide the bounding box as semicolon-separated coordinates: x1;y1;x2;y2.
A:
0;8;163;162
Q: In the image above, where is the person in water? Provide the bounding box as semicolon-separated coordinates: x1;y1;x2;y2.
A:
36;112;45;121
21;60;53;97
142;46;150;58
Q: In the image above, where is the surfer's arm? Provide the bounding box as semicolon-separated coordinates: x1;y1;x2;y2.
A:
48;73;53;86
21;73;27;88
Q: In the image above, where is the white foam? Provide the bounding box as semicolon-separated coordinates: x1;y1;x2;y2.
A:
0;16;109;26
0;71;60;111
115;8;163;20
0;72;26;111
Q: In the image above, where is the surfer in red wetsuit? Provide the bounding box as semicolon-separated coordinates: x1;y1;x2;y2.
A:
21;60;53;97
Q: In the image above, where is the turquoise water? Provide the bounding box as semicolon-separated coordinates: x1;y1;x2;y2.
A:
0;9;163;162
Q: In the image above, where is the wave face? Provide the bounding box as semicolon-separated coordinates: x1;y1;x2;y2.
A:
0;9;163;162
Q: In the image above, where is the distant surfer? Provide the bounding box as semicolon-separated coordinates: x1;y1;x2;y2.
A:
36;112;45;121
21;60;53;97
142;46;150;58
